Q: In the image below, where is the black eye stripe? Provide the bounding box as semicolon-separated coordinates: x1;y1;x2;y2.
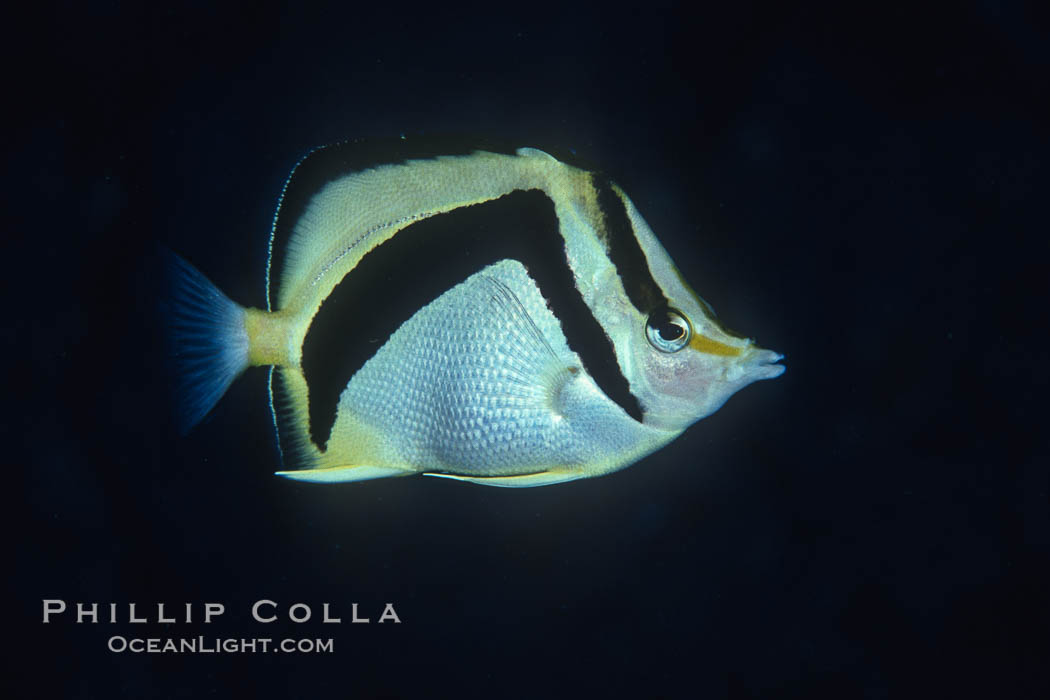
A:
590;173;668;316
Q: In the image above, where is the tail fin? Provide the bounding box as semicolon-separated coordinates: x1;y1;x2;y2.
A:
162;251;250;433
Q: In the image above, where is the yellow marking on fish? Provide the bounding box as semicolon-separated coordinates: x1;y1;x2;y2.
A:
689;333;744;356
244;308;295;367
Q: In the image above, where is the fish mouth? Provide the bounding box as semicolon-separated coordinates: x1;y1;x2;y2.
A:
746;348;786;380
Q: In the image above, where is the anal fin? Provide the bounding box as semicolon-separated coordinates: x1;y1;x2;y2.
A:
276;465;413;483
423;470;580;488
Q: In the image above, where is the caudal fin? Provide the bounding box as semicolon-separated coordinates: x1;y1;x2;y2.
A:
162;251;249;433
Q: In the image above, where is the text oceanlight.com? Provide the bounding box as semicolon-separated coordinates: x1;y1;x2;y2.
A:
107;636;334;654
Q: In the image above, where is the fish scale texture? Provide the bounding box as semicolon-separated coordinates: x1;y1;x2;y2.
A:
334;260;648;475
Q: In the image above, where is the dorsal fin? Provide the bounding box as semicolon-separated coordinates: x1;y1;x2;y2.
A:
266;136;589;313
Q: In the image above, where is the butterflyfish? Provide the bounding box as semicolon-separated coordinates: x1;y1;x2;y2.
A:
166;139;784;488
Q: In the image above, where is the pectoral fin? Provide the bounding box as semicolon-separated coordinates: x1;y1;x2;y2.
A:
423;470;580;488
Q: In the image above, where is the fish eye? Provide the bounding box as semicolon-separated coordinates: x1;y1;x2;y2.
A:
645;308;692;353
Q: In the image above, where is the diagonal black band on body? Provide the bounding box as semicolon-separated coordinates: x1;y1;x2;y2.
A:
302;189;643;450
591;173;668;315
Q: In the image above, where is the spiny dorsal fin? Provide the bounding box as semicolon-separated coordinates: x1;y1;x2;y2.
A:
274;153;550;314
267;137;589;316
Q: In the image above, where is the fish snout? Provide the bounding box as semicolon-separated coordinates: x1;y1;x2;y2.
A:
723;346;785;383
745;347;786;380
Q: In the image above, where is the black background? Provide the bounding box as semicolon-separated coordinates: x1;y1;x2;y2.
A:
11;2;1048;697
